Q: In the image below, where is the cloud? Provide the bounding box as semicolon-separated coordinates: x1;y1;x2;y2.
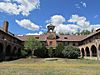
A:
46;15;80;34
81;2;87;8
94;15;99;18
75;1;87;9
0;0;40;16
16;19;39;30
47;14;100;34
26;31;43;35
68;14;100;31
46;15;65;26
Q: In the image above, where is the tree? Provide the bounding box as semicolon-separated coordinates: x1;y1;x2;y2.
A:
34;44;48;58
80;30;91;35
62;46;80;59
24;36;42;56
48;47;54;58
55;43;64;57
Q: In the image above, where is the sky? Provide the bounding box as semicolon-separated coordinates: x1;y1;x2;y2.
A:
0;0;100;35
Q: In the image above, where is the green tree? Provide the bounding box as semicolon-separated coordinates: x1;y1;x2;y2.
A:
24;36;42;56
62;46;80;59
80;30;91;35
48;47;53;58
34;44;48;58
55;43;64;57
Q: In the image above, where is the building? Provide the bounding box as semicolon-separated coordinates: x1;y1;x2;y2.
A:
0;21;22;60
18;24;100;60
0;21;99;60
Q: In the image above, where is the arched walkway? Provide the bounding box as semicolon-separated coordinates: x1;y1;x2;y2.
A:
0;43;3;58
17;48;21;57
12;47;17;56
81;48;85;58
5;45;12;56
98;44;100;51
85;47;90;56
91;45;97;57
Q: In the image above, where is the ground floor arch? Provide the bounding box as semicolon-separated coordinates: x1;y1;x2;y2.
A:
81;48;85;58
85;47;90;56
91;45;97;57
5;45;12;57
12;46;17;56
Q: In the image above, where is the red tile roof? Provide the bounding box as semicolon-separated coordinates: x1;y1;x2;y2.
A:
17;34;86;42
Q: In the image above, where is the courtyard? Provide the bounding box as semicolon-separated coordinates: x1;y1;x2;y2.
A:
0;58;100;75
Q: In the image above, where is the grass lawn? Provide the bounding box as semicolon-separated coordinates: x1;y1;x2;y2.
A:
0;58;100;75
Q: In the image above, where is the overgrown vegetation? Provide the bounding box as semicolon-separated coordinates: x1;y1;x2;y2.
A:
62;46;80;59
22;36;80;59
55;43;64;57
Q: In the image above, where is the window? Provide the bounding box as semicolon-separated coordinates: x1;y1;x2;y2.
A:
35;37;39;39
64;37;67;39
50;41;52;45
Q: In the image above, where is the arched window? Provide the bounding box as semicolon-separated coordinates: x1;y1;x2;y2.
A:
85;47;90;56
91;45;97;57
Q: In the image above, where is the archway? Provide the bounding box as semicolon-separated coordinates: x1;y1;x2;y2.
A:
5;45;12;56
91;45;97;57
12;47;17;56
17;48;21;57
98;44;100;51
81;48;85;58
85;47;90;56
0;43;3;58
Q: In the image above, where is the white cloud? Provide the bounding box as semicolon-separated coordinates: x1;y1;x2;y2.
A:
94;15;99;18
75;4;80;9
75;1;87;9
26;31;43;35
68;14;100;32
0;0;40;16
46;15;65;26
16;19;39;30
81;2;87;8
47;14;100;34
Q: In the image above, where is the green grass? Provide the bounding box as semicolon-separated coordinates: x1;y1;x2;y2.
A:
0;58;100;75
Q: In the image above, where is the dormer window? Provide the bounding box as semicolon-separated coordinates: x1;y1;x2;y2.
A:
64;37;67;39
35;37;39;39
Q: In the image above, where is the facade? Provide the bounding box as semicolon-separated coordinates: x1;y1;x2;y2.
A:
18;24;100;60
0;21;100;60
0;21;22;60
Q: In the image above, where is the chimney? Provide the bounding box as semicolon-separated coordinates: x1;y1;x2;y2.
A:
3;21;9;33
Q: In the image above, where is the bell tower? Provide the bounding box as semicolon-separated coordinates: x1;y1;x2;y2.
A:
46;24;56;48
47;24;55;32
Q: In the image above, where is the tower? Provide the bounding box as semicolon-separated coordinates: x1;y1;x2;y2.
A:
47;24;55;32
46;24;56;48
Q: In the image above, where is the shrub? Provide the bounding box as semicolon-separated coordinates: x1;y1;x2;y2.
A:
34;45;48;58
20;49;29;57
48;47;54;58
55;43;64;57
62;46;80;59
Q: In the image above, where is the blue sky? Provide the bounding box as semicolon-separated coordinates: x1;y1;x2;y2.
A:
0;0;100;35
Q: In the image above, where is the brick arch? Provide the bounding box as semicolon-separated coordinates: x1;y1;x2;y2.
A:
91;45;97;57
81;48;85;58
12;46;17;56
17;48;21;56
5;45;12;56
85;47;90;56
98;44;100;50
0;43;3;58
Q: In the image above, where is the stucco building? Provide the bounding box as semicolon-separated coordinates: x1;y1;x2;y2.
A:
18;24;100;60
0;21;100;60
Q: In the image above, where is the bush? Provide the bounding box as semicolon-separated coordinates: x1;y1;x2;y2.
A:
55;43;64;57
48;47;54;58
34;45;48;58
20;49;29;57
62;46;80;59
